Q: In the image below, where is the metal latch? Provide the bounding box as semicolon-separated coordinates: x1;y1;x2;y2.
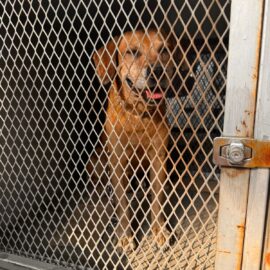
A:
213;137;270;168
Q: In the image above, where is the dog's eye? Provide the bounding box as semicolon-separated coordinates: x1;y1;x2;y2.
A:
126;49;141;58
159;47;169;55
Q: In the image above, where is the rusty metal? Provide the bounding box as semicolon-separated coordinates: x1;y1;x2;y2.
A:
213;137;270;168
266;252;270;268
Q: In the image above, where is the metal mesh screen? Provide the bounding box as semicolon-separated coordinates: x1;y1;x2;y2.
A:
0;1;230;269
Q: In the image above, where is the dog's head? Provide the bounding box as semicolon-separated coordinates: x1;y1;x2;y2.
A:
93;29;183;106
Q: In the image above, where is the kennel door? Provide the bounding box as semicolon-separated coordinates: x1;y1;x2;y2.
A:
215;0;269;270
0;0;247;269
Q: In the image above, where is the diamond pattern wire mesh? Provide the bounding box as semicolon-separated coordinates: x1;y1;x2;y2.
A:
0;1;230;269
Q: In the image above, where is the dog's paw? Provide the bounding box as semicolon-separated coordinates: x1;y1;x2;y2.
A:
114;236;136;254
152;226;171;248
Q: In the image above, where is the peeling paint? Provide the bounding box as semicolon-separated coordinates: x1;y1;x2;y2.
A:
235;126;241;133
241;120;247;128
244;110;251;116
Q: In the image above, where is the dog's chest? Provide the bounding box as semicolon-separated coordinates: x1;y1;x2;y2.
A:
106;113;167;148
105;91;168;149
127;123;157;146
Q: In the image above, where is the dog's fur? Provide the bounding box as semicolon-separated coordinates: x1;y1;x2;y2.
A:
92;29;181;251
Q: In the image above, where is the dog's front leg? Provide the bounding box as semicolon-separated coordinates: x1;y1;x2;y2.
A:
149;148;169;247
110;150;135;252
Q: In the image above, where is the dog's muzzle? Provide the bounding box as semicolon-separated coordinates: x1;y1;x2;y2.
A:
126;77;165;104
126;66;169;104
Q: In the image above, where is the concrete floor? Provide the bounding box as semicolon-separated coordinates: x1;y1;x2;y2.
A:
50;185;219;270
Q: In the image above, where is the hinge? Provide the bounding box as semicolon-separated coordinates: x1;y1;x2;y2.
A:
213;137;270;168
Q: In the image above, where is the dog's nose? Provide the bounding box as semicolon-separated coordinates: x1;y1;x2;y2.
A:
154;66;164;77
147;65;164;79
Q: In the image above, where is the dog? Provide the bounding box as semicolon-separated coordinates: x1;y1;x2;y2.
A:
92;29;183;252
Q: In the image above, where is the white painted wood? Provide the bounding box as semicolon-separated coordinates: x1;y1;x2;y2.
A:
263;199;270;270
215;0;264;269
242;169;269;270
244;1;270;269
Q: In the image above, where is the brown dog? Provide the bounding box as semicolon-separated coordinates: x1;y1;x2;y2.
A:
92;29;180;252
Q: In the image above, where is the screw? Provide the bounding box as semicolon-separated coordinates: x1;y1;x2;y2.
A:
227;142;245;164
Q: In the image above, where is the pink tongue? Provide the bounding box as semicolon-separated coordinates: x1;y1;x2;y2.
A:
145;90;163;100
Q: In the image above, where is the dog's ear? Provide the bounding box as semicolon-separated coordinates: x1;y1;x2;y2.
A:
92;36;120;85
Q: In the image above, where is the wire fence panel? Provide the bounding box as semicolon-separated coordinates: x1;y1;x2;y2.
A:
0;1;230;269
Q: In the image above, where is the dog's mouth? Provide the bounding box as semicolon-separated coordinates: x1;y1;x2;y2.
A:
126;78;164;104
143;88;163;104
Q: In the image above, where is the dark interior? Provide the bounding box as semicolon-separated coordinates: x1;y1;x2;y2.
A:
0;1;230;269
